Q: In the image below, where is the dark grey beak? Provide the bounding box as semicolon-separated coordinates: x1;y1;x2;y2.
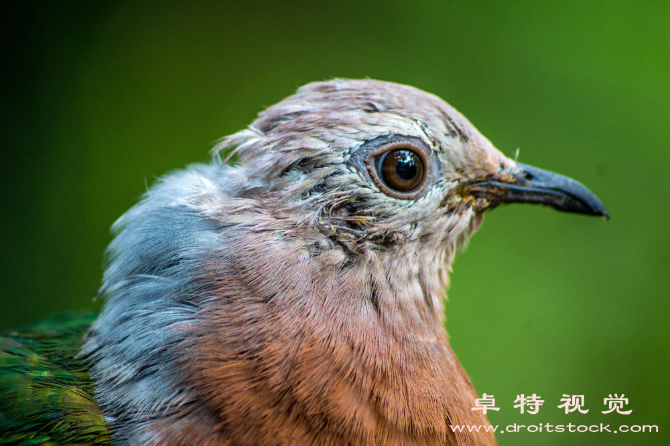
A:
468;163;609;219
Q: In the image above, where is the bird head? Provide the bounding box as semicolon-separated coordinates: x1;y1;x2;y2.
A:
214;79;607;292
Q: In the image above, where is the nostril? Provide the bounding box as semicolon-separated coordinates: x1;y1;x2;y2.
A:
522;171;534;181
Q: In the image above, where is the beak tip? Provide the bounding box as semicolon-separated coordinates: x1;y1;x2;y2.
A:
586;198;609;220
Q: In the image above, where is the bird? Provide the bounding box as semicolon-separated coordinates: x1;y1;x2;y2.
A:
0;79;608;446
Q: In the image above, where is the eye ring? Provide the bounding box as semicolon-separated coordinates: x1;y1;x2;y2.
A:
365;140;431;199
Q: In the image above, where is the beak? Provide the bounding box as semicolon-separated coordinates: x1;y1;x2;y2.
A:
467;163;609;219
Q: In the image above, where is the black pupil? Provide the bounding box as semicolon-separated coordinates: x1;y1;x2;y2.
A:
394;151;417;180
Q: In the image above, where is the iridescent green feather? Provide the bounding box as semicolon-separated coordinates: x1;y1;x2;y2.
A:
0;312;110;445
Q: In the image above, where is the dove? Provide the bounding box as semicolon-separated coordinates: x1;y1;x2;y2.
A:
0;79;607;446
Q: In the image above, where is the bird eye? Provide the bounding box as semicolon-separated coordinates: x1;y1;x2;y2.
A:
378;149;424;192
364;140;430;199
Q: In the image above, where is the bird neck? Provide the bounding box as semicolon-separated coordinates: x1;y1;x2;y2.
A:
164;233;495;446
81;163;494;444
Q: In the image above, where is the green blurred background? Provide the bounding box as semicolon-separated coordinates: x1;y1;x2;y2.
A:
2;1;668;444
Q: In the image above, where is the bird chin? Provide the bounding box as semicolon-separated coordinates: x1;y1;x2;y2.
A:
455;211;485;253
